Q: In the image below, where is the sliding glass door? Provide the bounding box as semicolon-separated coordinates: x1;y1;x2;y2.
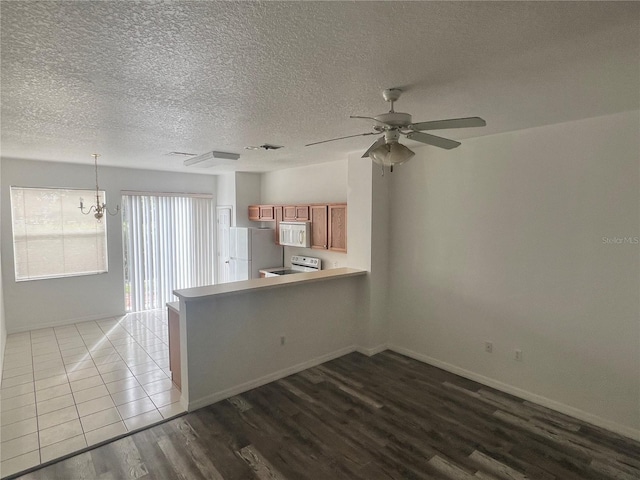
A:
122;193;214;312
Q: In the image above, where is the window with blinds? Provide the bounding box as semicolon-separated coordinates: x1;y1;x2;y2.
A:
10;186;108;281
122;193;215;312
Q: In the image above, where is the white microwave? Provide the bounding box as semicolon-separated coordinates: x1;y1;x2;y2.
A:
279;222;311;247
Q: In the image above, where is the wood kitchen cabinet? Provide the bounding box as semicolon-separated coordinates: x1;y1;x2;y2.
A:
296;205;310;221
167;303;181;391
328;204;347;252
282;206;296;221
250;202;347;253
283;205;309;221
248;205;260;221
274;206;283;244
310;204;347;252
248;205;274;221
310;205;328;249
259;205;274;220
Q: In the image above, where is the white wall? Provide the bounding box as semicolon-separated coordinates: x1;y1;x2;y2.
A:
261;159;347;205
216;172;236;222
365;159;390;351
0;165;6;373
216;172;263;228
1;158;216;332
387;111;640;438
0;242;5;375
235;173;262;228
182;274;366;409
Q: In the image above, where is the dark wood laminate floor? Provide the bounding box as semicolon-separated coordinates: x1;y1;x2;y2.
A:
12;351;640;480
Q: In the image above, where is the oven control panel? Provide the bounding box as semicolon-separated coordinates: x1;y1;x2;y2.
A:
291;255;320;269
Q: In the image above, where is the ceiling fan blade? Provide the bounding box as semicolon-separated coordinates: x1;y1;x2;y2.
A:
305;131;378;147
405;131;461;150
361;137;386;158
410;116;486;131
350;115;379;122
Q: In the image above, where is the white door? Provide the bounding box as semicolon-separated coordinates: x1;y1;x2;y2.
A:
216;206;232;284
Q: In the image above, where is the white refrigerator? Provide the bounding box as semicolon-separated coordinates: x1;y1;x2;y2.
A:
229;228;283;281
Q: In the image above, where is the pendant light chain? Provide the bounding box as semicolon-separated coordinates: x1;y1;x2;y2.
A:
78;153;120;221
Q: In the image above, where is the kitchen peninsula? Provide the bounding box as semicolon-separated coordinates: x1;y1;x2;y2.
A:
172;267;367;411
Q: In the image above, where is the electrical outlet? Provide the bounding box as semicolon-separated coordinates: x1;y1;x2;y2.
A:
515;349;523;361
485;342;493;353
280;336;286;346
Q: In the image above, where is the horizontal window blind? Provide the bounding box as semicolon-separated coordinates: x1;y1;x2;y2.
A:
122;194;214;312
10;186;108;281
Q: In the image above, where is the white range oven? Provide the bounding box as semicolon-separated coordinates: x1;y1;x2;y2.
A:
261;255;321;277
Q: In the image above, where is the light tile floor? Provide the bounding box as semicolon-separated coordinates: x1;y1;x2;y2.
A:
0;310;185;478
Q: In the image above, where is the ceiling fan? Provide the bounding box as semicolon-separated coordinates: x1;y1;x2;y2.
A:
306;88;486;172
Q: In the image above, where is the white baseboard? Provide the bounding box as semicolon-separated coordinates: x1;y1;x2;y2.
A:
187;345;358;411
8;311;127;334
355;343;388;357
388;344;640;441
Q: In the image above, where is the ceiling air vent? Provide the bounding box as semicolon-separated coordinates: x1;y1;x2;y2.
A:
165;151;197;157
245;144;284;151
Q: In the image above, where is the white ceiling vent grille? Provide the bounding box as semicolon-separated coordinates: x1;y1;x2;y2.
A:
245;144;284;151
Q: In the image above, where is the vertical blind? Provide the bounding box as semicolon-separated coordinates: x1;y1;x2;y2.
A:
122;193;214;312
10;186;108;281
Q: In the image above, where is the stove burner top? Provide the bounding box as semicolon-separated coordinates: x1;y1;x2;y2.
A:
266;256;322;277
269;269;299;275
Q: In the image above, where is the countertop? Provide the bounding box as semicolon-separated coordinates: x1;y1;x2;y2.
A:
166;301;179;313
174;267;367;302
258;267;286;274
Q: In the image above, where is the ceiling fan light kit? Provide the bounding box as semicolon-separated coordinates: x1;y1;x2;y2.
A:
305;88;486;173
369;142;415;168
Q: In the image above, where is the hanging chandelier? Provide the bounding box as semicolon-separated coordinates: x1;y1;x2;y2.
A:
79;153;119;221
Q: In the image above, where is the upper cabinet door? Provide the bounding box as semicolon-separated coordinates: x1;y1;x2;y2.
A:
259;206;274;221
295;206;309;221
283;206;297;221
283;205;309;221
274;206;283;245
328;204;347;253
310;205;328;249
248;205;275;221
248;205;260;221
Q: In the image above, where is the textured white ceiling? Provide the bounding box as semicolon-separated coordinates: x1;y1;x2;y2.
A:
1;1;638;174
